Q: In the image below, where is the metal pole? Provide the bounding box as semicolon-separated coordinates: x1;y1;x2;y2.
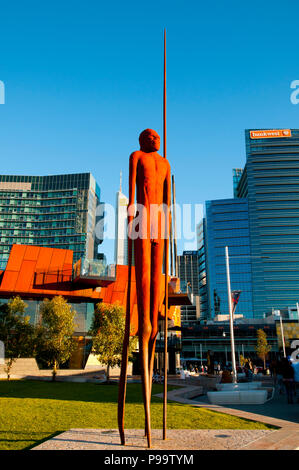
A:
225;246;237;383
170;207;174;276
172;175;178;277
163;28;168;441
279;314;286;358
200;343;203;367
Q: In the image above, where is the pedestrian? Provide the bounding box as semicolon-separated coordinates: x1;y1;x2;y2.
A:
275;358;284;395
281;357;295;404
245;365;253;382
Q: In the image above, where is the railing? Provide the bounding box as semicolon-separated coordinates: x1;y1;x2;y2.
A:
178;280;193;296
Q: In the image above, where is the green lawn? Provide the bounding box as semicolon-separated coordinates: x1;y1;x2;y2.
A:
0;380;274;450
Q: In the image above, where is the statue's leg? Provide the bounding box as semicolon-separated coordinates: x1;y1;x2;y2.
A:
118;243;133;445
118;299;131;445
149;241;164;396
135;238;152;448
145;241;164;438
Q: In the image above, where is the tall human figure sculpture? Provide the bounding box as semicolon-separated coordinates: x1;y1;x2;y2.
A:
118;128;171;448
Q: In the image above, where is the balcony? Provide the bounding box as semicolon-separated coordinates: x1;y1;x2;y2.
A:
72;258;116;288
168;279;193;306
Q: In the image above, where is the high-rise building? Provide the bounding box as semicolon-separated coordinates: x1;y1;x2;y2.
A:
0;173;102;269
204;198;254;320
236;128;299;317
114;172;128;265
178;250;200;324
196;219;209;320
232;168;243;197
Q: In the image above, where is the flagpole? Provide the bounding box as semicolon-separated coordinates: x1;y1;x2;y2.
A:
225;246;237;384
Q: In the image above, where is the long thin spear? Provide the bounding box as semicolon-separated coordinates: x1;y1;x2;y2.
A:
163;27;169;441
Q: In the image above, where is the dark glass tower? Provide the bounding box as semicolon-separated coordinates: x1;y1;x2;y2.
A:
0;173;102;269
236;129;299;317
178;251;200;324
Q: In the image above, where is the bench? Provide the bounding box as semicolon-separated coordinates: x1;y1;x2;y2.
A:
216;382;262;391
207;389;268;405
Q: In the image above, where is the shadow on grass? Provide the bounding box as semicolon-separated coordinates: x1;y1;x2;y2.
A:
0;430;63;450
25;431;63;450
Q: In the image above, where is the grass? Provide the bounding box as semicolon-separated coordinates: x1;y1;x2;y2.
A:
0;380;275;450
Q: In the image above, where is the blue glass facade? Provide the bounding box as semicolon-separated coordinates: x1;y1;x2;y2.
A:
0;173;102;269
205;198;254;319
236;128;299;317
197;219;209;320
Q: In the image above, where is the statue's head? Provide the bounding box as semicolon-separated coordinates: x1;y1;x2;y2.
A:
139;129;160;153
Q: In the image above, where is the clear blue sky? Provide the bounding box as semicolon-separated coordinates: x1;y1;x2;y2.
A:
1;0;299;262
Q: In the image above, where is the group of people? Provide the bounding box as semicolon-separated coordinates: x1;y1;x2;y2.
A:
271;357;299;404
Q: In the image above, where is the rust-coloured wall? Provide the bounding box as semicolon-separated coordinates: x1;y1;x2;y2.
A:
0;244;101;302
0;245;180;336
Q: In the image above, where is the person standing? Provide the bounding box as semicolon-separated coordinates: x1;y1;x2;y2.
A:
281;358;295;404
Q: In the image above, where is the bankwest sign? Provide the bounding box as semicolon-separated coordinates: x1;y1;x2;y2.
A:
250;129;292;139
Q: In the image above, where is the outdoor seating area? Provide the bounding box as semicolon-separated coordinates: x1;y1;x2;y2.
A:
207;389;268;405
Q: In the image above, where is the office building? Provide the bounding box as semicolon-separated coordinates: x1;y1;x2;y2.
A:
114;173;128;265
0;173;102;270
196;219;209;321
205;198;254;320
236;128;299;317
178;250;200;323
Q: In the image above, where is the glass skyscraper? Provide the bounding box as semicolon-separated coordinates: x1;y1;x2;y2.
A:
205;198;254;319
0;173;102;269
197;219;208;320
236;128;299;317
178;251;200;324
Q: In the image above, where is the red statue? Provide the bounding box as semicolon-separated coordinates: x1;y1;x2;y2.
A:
118;128;171;448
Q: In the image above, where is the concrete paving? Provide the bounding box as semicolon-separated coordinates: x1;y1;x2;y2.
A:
32;428;274;450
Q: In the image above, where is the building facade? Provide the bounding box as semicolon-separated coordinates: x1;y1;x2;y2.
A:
205;198;254;320
196;219;209;321
236;128;299;318
178;251;200;324
114;183;128;265
0;173;102;270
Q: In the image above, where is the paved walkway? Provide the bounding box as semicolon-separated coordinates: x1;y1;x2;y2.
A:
158;382;299;450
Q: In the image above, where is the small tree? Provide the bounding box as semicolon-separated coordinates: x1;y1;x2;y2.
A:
38;296;77;380
89;302;138;382
0;296;36;380
255;329;271;370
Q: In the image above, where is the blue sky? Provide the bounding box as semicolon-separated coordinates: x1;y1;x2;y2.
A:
1;0;299;262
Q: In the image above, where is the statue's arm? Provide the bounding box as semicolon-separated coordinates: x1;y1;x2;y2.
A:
128;151;139;230
165;161;171;237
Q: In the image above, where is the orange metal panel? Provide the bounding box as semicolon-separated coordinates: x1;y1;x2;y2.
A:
48;248;69;272
35;247;54;272
111;291;125;305
5;245;27;272
24;245;40;261
0;270;19;291
15;260;37;292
